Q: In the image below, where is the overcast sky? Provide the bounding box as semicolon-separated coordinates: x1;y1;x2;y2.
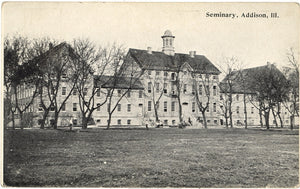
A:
2;2;299;70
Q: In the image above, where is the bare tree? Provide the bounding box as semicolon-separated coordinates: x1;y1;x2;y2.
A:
4;36;40;129
249;63;288;129
191;73;211;128
106;55;144;129
218;57;241;128
282;48;299;130
144;71;168;122
71;39;113;129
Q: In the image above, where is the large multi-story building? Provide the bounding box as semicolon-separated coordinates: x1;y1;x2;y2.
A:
121;30;221;126
11;30;222;128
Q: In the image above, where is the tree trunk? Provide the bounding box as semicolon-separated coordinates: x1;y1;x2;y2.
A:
154;103;159;122
259;109;263;127
53;111;59;129
201;111;207;129
82;116;88;129
290;114;294;130
229;94;233;128
264;110;270;130
11;109;15;130
243;94;247;129
277;104;283;128
107;113;112;129
271;107;278;127
19;112;24;130
177;95;183;123
225;116;229;129
40;110;49;129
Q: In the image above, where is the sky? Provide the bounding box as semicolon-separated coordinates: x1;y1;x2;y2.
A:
2;2;299;71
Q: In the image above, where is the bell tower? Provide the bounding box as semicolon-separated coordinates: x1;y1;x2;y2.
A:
162;30;175;56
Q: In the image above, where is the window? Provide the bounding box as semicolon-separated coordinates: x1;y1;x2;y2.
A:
213;75;217;80
83;88;88;96
127;104;131;112
206;107;209;112
156;71;160;76
117;119;121;125
117;104;121;111
62;87;66;95
97;103;100;111
164;101;167;112
118;89;121;97
96;88;100;97
220;95;223;100
192;85;195;95
51;88;55;95
50;105;55;111
214;120;218;124
148;101;152;111
164;120;168;125
166;39;169;46
73;119;77;126
164;71;168;77
251;107;254;114
213;103;216;112
127;120;131;125
207;120;210;123
171;101;175;111
62;73;67;79
213;86;217;96
97;119;101;123
199;85;202;95
127;90;131;98
73;103;77;111
62;103;66;111
155;83;160;93
236;94;239;101
73;89;77;95
192;102;195;112
148;70;152;75
205;74;209;79
38;88;42;94
38;103;43;111
172;120;176;125
148;82;152;93
183;84;187;93
163;83;168;93
139;90;143;98
171;73;175;80
236;106;240;114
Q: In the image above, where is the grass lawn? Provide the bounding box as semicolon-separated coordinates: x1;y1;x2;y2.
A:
3;127;299;187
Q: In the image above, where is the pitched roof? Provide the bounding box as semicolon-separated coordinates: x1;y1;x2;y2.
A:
94;75;144;90
127;48;221;74
220;64;285;94
30;42;78;68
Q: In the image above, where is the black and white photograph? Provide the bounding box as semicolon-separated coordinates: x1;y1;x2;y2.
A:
2;2;299;187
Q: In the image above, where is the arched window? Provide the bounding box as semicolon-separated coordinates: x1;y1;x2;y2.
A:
166;39;169;46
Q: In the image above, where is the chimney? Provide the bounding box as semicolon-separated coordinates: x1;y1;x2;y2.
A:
189;51;196;58
267;62;272;69
49;42;53;49
147;47;152;54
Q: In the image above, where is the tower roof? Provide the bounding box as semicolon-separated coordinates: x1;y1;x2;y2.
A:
162;30;174;38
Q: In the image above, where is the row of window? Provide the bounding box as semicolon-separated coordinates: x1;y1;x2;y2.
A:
147;82;218;96
147;71;218;80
